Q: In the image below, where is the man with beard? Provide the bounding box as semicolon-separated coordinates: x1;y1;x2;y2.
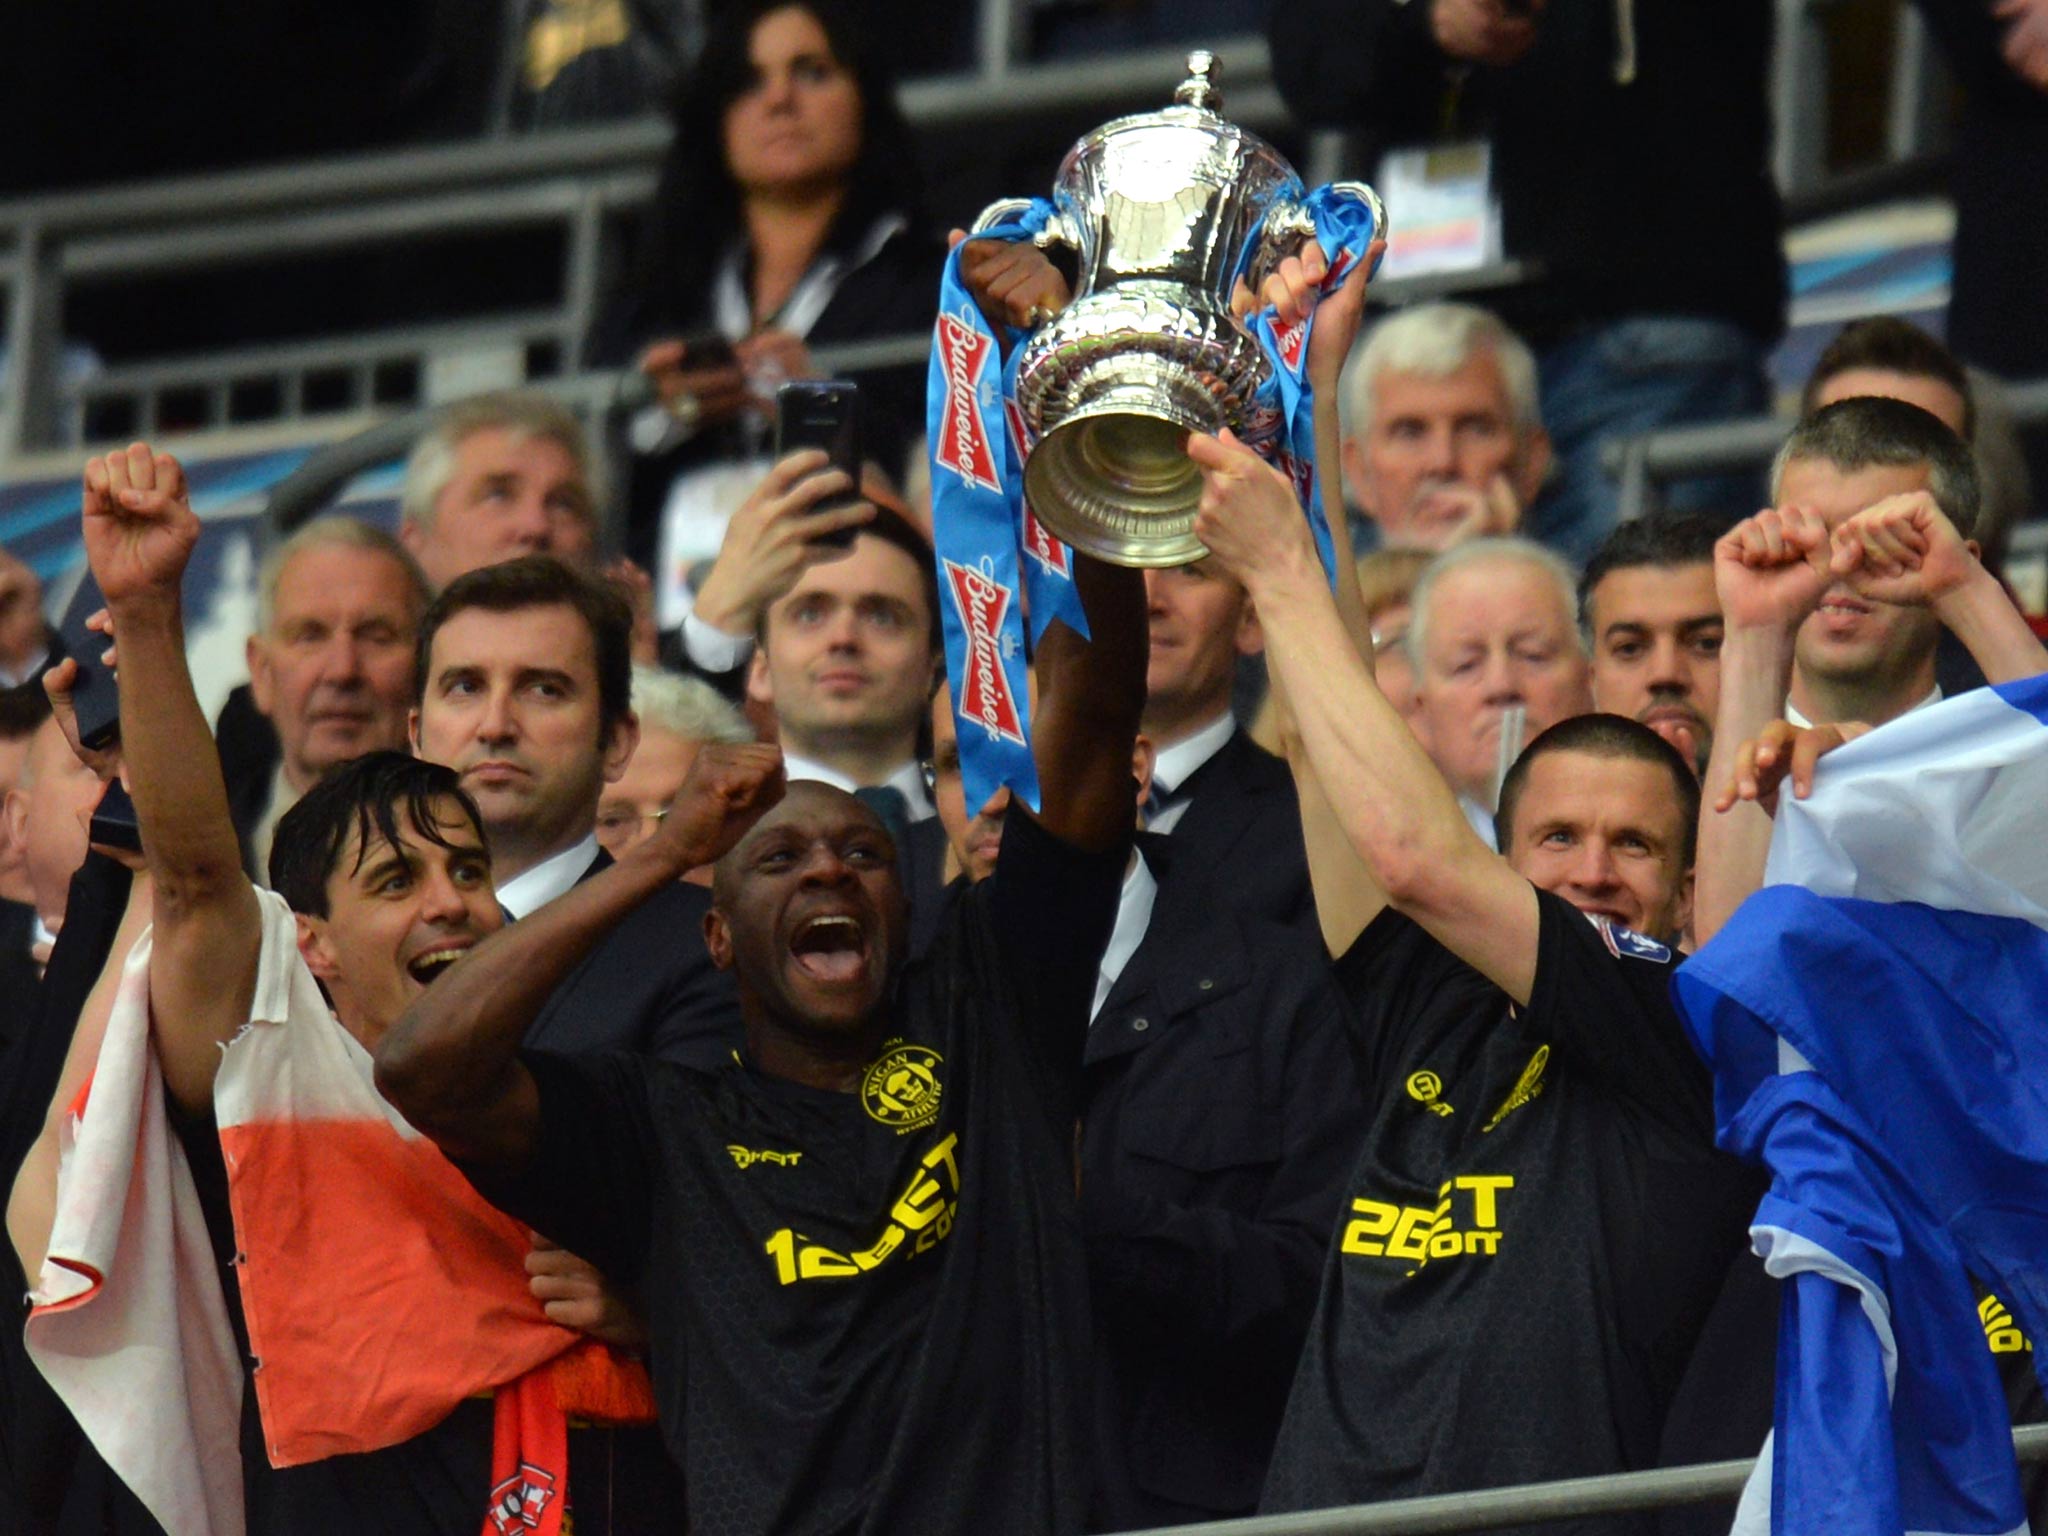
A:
1580;516;1724;775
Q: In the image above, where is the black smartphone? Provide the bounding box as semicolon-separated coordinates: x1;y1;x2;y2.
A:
54;568;119;752
89;779;142;855
775;381;864;549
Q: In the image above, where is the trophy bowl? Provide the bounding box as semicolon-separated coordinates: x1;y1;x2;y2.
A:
972;51;1385;567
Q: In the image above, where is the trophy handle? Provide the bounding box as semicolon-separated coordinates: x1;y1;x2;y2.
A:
969;198;1082;255
1247;181;1389;292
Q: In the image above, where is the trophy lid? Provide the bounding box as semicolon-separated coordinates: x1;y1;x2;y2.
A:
1058;48;1295;193
1173;51;1223;113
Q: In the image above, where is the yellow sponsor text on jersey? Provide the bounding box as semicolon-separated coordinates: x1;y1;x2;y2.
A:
1980;1293;2034;1355
1405;1070;1454;1117
1341;1174;1514;1273
727;1145;804;1170
764;1132;962;1284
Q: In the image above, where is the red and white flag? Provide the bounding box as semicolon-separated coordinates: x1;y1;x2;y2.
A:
29;892;652;1536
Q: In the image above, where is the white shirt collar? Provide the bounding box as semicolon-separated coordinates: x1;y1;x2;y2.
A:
782;753;935;821
250;761;299;881
0;645;49;691
1091;852;1159;1022
1151;711;1236;795
496;832;601;920
1785;684;1941;730
1460;795;1497;850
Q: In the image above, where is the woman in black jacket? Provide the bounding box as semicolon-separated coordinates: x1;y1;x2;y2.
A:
600;0;943;610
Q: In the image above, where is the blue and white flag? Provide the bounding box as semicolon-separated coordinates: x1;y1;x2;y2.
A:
1673;674;2048;1536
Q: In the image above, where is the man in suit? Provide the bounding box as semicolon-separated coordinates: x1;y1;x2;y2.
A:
1337;302;1549;555
411;555;739;1065
670;455;950;942
670;453;940;815
925;671;1361;1527
1137;558;1312;928
594;665;754;862
0;551;52;692
0;685;55;1026
1580;516;1725;776
226;517;430;875
216;392;606;839
1406;536;1595;845
397;390;600;591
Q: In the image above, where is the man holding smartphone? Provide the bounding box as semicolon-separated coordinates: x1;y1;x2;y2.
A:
671;448;942;825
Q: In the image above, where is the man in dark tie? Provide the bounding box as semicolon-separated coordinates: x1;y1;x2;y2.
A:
677;462;941;816
668;460;949;931
1134;559;1312;929
924;650;1361;1528
410;555;739;1066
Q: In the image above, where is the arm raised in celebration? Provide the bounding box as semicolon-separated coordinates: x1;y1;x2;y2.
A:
81;444;263;1115
374;743;786;1174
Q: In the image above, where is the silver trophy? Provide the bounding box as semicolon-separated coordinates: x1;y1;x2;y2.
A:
972;51;1386;567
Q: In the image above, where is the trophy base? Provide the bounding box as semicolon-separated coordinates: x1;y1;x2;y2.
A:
1023;359;1244;569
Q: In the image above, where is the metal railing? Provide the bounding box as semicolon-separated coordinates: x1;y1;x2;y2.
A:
0;33;1281;468
1114;1424;2048;1536
0;0;1965;477
1606;376;2048;526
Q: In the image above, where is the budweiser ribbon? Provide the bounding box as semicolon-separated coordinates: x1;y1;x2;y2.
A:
1237;184;1386;584
929;200;1088;817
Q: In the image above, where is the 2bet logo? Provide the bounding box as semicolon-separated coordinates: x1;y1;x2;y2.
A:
941;558;1026;746
933;309;1001;494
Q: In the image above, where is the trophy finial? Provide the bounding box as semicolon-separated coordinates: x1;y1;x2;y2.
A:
1174;50;1223;112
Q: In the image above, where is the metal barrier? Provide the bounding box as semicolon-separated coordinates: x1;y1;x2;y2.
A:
0;34;1281;468
1607;377;2048;526
0;0;1965;476
246;250;1546;549
1114;1424;2048;1536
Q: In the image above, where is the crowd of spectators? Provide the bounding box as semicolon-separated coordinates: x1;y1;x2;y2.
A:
5;3;2048;1535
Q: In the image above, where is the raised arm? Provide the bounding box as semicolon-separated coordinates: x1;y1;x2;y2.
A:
83;444;263;1115
374;742;784;1174
1244;248;1393;956
1831;490;2048;684
1027;555;1148;854
1192;435;1542;1000
1693;506;1830;947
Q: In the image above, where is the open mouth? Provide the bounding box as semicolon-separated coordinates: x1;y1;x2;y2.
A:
789;914;867;984
406;944;470;985
1643;706;1703;730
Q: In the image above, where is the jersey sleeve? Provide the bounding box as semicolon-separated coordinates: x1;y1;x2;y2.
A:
1521;890;1713;1135
958;804;1128;1121
984;806;1127;1026
1331;906;1493;1089
461;1050;663;1288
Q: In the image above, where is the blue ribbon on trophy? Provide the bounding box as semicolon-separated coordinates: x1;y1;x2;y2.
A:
926;198;1087;817
927;52;1387;820
1236;183;1386;586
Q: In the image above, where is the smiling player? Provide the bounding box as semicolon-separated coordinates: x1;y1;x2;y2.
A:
375;510;1148;1534
55;442;673;1533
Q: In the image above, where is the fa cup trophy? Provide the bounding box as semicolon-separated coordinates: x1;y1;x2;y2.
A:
972;50;1386;566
